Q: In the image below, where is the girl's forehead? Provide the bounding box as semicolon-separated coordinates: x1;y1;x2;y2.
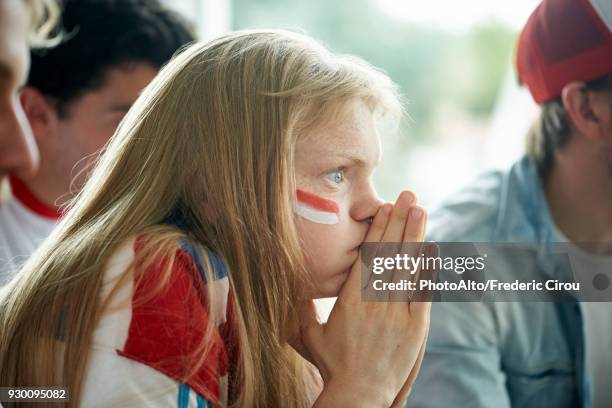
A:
296;102;380;163
296;127;381;169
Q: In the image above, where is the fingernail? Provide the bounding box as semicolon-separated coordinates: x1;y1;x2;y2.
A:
410;207;423;220
401;192;414;206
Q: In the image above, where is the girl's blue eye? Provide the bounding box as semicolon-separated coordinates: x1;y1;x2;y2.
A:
325;169;344;184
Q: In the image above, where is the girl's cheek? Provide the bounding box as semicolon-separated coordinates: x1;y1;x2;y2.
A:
294;189;340;225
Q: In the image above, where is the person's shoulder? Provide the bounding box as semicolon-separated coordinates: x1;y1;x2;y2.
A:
0;195;59;245
94;234;232;404
102;233;229;303
174;239;228;284
0;192;33;229
427;169;506;242
0;194;59;281
129;234;231;321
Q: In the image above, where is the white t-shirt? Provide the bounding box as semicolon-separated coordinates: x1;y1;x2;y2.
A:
556;226;612;408
0;177;60;284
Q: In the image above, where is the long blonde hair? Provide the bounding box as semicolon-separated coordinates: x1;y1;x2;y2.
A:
0;30;400;407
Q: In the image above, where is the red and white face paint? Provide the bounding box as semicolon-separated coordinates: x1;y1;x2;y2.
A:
295;189;340;225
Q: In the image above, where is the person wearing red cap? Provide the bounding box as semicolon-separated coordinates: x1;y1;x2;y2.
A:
409;0;612;407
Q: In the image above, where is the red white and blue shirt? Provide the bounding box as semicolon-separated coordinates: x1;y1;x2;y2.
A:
80;235;238;407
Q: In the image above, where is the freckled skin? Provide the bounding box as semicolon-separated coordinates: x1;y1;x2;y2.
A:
295;100;384;298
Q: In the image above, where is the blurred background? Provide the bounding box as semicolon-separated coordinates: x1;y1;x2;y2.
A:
165;0;541;209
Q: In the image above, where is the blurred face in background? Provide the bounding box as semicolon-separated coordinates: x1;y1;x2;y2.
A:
16;0;193;206
47;63;158;189
294;99;384;298
18;62;158;204
0;0;39;183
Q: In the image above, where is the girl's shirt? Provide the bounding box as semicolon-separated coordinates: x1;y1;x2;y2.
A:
80;236;238;407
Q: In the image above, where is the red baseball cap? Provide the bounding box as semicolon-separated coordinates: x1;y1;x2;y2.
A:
516;0;612;104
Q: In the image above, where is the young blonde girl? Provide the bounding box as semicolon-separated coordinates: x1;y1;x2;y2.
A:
0;30;430;407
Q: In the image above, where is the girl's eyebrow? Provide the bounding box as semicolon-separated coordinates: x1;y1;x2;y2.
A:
339;153;367;167
307;140;380;167
337;150;380;167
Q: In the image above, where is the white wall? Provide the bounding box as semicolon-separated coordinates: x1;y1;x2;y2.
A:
163;0;231;41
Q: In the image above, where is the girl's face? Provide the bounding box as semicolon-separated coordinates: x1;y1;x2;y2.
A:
295;99;384;298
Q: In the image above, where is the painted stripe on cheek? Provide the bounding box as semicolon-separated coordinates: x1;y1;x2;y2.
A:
295;189;340;225
296;189;340;213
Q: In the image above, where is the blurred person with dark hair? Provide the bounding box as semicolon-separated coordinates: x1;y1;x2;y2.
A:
0;0;59;186
409;0;612;407
0;0;195;282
